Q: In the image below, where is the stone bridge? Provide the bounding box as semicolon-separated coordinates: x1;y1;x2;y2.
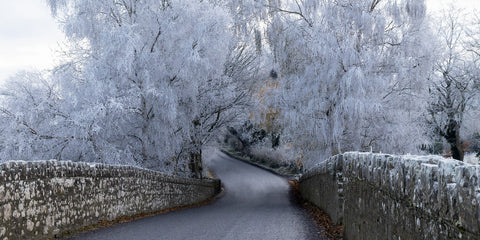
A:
0;160;220;239
2;152;479;239
299;152;480;239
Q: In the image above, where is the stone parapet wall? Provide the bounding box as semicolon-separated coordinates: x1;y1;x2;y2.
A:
299;154;344;225
299;152;480;240
0;160;220;239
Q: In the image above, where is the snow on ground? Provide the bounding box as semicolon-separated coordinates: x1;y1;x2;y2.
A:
464;153;479;165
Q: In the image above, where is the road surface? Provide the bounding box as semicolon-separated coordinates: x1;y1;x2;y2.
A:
70;151;324;239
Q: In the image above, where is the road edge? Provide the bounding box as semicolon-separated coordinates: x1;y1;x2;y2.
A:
60;181;226;239
221;148;343;240
220;149;298;180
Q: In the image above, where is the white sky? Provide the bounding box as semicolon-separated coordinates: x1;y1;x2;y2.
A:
0;0;479;82
426;0;480;13
0;0;64;82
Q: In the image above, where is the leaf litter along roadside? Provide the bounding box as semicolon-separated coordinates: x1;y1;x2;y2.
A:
289;180;343;240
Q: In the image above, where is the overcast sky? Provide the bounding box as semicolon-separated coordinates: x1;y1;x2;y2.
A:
427;0;480;13
0;0;64;82
0;0;479;82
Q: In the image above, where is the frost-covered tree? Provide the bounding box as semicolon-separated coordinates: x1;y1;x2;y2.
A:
0;0;253;178
427;9;480;161
263;0;435;168
45;0;242;177
0;72;73;161
0;70;131;164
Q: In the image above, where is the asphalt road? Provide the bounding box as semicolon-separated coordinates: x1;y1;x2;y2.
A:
70;151;324;240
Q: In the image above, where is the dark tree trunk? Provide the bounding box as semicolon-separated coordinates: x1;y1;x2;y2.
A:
189;118;203;178
189;150;203;179
445;121;464;161
140;95;149;164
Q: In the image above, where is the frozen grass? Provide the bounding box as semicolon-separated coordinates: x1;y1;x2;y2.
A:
247;144;301;175
249;145;292;166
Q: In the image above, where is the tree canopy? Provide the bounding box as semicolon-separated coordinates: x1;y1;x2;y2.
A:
1;0;479;176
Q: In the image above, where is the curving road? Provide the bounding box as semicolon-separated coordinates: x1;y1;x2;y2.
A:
70;151;324;240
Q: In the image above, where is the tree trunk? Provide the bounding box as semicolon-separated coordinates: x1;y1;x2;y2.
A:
446;121;464;161
189;150;203;179
189;118;203;178
141;95;149;164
